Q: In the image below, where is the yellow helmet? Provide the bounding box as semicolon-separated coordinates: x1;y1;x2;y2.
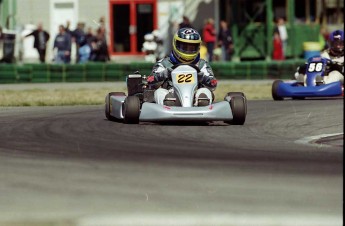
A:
172;28;201;63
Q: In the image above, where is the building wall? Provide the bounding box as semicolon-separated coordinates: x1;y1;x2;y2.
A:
17;0;50;29
15;0;215;62
78;0;108;30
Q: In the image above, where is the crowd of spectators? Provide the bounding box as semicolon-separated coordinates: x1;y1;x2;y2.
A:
22;17;110;64
54;18;110;64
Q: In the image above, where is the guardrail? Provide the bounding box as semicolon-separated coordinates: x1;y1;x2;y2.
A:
0;59;306;84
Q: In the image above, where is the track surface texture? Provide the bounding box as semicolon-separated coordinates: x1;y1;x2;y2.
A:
0;99;343;226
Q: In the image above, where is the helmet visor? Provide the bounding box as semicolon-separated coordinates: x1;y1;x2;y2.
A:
331;39;344;53
176;40;200;54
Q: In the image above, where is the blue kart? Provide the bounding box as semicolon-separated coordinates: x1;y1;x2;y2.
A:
272;56;343;100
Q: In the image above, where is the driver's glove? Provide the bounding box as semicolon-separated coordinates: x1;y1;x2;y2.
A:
147;75;155;83
210;79;218;87
200;76;217;89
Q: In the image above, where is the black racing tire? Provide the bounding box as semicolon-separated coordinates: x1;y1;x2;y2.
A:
292;96;306;100
224;92;247;115
224;92;245;99
225;95;246;125
123;95;141;124
105;92;126;121
272;80;284;101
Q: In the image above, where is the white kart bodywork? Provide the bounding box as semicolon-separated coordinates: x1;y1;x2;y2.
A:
106;65;246;124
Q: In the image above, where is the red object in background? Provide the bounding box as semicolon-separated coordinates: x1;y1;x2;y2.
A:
272;36;284;60
203;23;216;43
109;0;157;56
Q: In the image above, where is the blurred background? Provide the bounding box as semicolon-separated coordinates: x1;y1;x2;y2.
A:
0;0;343;83
0;0;342;63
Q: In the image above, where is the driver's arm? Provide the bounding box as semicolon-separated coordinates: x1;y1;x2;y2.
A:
151;61;169;82
198;61;217;90
328;62;344;75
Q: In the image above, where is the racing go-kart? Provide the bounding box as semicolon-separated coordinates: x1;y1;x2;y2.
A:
105;64;247;125
272;56;343;100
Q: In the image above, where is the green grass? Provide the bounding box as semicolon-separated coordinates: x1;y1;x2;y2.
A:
0;82;272;106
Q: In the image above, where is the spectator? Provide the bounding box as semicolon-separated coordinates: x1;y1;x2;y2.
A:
65;20;72;35
98;16;106;31
72;22;86;63
272;31;284;60
23;23;50;63
274;17;288;57
202;18;216;62
92;27;110;62
218;20;233;61
179;16;193;29
78;36;91;64
53;25;72;64
85;27;96;45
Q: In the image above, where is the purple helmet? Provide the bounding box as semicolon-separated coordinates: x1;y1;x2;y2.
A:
329;30;344;57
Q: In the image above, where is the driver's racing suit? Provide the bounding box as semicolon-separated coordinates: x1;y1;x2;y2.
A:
320;50;344;84
295;50;344;85
147;54;217;106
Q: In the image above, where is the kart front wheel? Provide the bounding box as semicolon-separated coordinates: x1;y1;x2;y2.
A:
105;92;126;121
272;80;284;101
225;95;246;125
224;92;247;116
123;95;141;124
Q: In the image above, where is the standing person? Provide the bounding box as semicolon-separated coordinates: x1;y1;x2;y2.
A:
93;27;110;62
85;27;96;45
275;17;288;57
53;25;72;64
272;31;284;60
65;20;72;35
85;28;99;61
202;18;216;62
72;22;86;63
179;16;193;29
78;36;91;64
218;20;233;61
23;23;50;63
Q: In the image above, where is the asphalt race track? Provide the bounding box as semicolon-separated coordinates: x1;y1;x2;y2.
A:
0;99;343;226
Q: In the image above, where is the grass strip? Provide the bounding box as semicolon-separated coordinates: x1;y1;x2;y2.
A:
0;82;272;106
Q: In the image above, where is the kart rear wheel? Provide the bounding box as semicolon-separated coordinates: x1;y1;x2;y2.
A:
105;92;126;121
123;95;141;124
225;95;246;125
272;80;284;101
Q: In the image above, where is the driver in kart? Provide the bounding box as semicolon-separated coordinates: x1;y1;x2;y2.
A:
295;29;344;85
146;28;217;106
